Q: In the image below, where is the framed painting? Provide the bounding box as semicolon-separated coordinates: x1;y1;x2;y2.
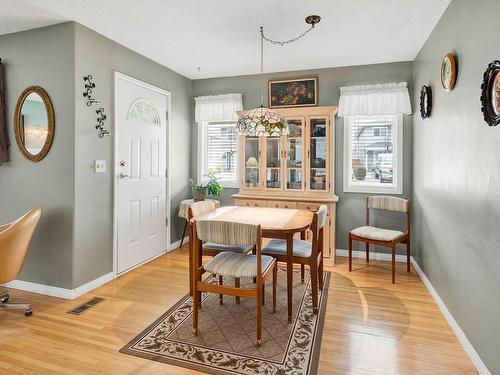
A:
268;77;318;108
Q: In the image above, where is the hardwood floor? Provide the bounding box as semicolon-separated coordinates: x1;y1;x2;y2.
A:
0;247;476;374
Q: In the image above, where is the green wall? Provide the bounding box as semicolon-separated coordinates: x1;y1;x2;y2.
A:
412;0;499;373
0;23;75;288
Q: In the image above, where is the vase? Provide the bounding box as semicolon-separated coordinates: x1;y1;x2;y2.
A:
193;189;207;202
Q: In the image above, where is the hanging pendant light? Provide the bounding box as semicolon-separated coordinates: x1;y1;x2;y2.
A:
236;16;321;137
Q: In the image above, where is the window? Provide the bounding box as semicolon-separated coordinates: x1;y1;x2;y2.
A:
198;121;238;188
128;98;161;125
343;114;403;194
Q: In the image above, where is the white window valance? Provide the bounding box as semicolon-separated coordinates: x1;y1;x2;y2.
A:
194;94;243;122
338;82;412;117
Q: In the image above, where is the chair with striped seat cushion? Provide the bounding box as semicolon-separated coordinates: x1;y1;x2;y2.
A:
261;205;328;314
191;220;277;347
262;239;312;258
187;201;254;296
204;252;274;278
349;196;411;283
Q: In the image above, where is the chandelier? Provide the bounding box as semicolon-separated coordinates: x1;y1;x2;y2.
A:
236;15;321;137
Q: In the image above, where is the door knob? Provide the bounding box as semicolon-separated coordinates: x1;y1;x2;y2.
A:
119;173;130;179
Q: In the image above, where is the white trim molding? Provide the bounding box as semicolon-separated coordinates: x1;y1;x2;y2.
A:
336;248;408;262
2;272;114;300
410;258;491;375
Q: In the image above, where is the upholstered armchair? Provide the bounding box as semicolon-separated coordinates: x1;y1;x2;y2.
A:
0;208;42;316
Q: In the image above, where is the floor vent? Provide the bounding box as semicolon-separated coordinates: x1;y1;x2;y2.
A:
67;297;104;315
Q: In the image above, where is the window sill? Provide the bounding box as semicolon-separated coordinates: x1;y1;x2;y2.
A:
343;184;402;195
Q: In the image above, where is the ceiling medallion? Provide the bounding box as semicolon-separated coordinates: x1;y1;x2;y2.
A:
236;16;321;137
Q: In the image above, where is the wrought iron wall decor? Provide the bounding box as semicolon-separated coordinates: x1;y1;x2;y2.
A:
96;107;111;138
480;60;500;127
83;75;99;106
419;85;432;119
82;74;112;137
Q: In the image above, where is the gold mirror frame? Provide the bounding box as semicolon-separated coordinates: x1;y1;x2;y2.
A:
14;86;55;162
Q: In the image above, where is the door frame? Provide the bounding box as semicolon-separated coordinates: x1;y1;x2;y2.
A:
112;71;172;277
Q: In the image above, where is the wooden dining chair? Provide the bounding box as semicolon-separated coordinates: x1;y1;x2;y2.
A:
192;220;277;347
188;201;254;300
261;205;327;314
349;196;411;283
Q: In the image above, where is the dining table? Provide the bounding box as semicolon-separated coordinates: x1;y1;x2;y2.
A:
191;205;314;322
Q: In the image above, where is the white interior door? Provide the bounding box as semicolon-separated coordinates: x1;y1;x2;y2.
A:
116;74;168;275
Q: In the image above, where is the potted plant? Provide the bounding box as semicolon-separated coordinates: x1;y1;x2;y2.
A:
190;170;223;201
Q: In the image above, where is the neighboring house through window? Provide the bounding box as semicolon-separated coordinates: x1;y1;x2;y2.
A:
343;114;403;194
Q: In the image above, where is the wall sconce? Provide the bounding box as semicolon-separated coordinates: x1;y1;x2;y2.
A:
82;74;112;138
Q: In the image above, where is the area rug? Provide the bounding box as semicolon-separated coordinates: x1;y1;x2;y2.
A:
120;268;330;375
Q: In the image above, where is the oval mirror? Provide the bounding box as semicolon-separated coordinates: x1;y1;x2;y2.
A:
14;86;55;162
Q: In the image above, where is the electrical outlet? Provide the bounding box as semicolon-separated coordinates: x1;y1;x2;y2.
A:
95;160;106;173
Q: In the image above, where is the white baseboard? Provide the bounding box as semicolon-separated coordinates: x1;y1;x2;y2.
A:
336;248;408;262
410;258;491;375
2;272;114;300
168;236;189;252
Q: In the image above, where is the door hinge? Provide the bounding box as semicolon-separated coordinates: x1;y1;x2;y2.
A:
165;217;168;227
165;169;168;178
166;111;169;120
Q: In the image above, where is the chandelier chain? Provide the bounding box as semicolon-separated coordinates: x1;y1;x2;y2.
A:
258;22;317;107
260;25;315;46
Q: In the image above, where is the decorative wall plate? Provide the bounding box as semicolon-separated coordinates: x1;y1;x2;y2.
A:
480;60;500;127
440;53;457;91
420;85;432;119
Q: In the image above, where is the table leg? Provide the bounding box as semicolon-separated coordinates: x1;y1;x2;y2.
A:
286;234;293;322
180;219;188;248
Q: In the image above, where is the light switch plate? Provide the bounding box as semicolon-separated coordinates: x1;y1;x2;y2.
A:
95;160;106;173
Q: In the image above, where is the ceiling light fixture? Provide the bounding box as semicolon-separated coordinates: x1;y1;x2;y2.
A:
236;15;321;137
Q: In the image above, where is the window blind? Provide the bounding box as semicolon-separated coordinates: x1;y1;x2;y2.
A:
203;121;238;184
349;115;395;185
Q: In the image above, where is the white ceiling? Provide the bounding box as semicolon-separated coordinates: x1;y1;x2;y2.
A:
1;0;450;79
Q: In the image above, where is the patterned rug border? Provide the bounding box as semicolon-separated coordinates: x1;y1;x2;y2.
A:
120;271;331;375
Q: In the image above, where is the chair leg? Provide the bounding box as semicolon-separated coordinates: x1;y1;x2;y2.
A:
318;253;324;291
235;278;240;304
392;245;396;284
0;303;32;316
366;242;369;262
348;233;353;272
262;284;265;306
0;290;8;303
311;264;319;314
252;247;257;284
272;263;277;313
192;282;199;335
301;264;305;283
256;285;262;347
219;276;224;305
406;238;411;273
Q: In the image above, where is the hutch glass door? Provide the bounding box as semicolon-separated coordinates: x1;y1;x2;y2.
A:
286;119;304;190
309;117;328;191
265;137;281;189
243;137;260;188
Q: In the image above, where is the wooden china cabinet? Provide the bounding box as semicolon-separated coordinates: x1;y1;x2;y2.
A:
232;106;339;265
